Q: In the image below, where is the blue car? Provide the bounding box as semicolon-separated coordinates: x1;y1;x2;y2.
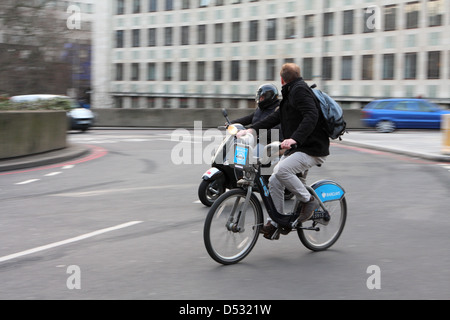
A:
362;99;450;133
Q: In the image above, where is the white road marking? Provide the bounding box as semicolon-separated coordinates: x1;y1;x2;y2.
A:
44;172;62;177
62;165;75;169
15;179;40;185
0;221;143;263
52;184;197;198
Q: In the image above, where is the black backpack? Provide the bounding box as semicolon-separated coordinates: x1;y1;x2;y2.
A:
308;84;347;140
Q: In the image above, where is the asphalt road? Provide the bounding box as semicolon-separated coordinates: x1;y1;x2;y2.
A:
0;129;449;300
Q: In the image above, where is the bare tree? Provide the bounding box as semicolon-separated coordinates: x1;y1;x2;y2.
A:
0;1;76;96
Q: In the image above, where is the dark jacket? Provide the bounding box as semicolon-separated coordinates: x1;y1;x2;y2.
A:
232;100;282;142
252;78;330;157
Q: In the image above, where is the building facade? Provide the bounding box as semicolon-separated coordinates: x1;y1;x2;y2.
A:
93;0;450;109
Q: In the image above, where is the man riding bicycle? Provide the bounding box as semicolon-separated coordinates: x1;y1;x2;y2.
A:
237;63;330;240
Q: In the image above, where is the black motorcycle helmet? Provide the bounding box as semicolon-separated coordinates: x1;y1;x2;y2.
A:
255;84;279;110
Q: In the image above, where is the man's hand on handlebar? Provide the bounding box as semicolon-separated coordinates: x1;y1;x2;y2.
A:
281;139;297;150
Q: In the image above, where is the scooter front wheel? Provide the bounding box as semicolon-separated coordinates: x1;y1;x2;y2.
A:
198;179;225;207
204;189;263;265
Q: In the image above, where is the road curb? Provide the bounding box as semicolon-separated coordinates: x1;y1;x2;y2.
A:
0;144;91;172
338;139;450;163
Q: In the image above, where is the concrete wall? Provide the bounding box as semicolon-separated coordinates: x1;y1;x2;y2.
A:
0;111;67;159
93;108;365;129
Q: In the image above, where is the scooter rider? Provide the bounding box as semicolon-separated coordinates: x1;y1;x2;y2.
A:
231;83;283;146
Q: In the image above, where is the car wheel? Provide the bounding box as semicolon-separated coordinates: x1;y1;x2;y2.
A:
376;120;396;133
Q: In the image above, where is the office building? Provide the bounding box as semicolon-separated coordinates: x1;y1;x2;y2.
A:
93;0;450;109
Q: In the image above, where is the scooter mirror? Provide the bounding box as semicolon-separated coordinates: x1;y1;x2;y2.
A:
222;109;228;118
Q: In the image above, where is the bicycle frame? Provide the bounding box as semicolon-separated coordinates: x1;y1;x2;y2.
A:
235;158;345;231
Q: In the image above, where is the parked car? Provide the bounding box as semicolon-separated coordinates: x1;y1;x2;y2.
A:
362;99;450;133
9;94;95;132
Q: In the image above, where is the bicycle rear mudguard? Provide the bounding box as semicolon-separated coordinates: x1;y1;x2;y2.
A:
310;180;345;203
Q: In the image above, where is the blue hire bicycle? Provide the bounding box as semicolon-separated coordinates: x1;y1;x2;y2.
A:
203;126;347;265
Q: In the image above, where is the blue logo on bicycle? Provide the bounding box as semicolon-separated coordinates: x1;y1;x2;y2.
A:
259;177;270;197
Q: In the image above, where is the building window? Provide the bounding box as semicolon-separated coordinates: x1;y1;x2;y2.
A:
197;61;206;81
405;2;420;29
164;62;172;81
180;62;189;81
384;5;397;31
428;0;443;27
214;61;223;81
302;58;313;80
147;98;156;108
304;15;315;38
362;55;374;80
148;28;156;46
248;60;258;81
181;26;190;45
231;61;240;81
249;20;259;42
115;63;123;81
131;97;139;108
165;0;173;11
200;0;210;7
214;23;223;43
427;51;441;79
322;57;333;80
404;53;417;79
133;0;141;13
147;63;156;81
149;0;157;12
266;19;277;41
198;25;207;44
383;54;395;80
265;59;276;81
164;27;173;46
341;56;353;80
343;10;354;35
115;97;123;108
132;29;140;47
323;12;334;36
285;17;296;39
117;0;125;15
131;63;140;81
182;0;190;10
232;22;241;42
116;30;124;48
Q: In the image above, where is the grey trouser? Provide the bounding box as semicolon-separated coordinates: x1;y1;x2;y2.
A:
269;151;326;217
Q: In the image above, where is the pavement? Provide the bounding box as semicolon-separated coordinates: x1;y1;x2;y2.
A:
0;129;449;173
336;129;450;162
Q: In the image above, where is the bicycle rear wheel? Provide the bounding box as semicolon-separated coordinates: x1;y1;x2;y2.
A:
203;189;263;265
298;197;347;251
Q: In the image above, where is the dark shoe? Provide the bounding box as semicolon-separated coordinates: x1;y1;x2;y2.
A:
260;222;280;240
296;196;319;223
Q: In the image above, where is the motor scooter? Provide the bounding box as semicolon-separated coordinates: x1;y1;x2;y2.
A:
198;109;292;207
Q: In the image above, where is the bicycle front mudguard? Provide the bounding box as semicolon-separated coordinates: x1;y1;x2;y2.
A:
310;180;345;203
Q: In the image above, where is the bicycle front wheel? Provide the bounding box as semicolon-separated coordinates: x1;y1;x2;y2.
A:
203;189;263;265
298;196;347;251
